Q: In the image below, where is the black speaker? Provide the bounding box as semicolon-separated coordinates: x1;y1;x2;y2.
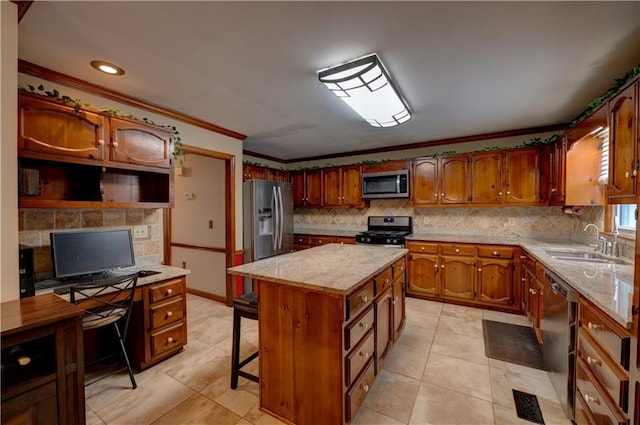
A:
19;245;35;298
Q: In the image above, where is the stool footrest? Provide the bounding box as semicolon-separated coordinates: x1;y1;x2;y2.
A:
237;370;259;384
238;351;259;369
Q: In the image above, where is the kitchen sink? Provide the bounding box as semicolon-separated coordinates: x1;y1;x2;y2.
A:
543;249;629;265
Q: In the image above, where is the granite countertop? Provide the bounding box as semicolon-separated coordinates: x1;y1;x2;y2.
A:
36;264;191;299
227;244;407;295
408;232;634;329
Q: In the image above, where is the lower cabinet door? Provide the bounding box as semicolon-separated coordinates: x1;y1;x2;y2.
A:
375;286;393;371
1;381;58;425
440;256;475;300
407;253;439;296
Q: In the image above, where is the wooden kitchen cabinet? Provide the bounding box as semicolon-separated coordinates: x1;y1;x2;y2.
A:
440;255;475;301
392;258;406;342
293;233;355;251
19;92;107;162
375;284;393;371
520;251;543;346
548;136;567;205
407;240;521;313
440;155;470;204
471;151;503;204
129;276;187;370
322;165;365;207
17;92;174;208
504;148;540;204
1;294;86;425
411;158;439;206
265;167;289;182
608;79;639;203
291;169;322;208
242;164;266;181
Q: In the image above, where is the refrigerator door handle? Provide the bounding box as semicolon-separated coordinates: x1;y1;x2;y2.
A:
272;186;278;250
277;186;284;250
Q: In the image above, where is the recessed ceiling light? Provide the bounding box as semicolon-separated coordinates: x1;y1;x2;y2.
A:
90;60;125;76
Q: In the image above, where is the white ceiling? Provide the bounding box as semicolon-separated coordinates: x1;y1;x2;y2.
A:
17;1;640;162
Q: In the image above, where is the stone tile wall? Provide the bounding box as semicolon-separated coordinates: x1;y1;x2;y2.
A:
19;208;163;280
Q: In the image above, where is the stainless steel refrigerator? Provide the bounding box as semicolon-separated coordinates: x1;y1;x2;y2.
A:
243;179;294;291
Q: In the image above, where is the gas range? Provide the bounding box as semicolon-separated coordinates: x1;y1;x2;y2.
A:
355;216;412;247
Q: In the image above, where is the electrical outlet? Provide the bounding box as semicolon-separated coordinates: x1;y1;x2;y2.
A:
133;225;148;239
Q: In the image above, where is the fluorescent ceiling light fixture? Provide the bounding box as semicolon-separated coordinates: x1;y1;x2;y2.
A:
318;54;411;128
90;60;125;76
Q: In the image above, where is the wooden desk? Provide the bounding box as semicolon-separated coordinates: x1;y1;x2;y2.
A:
1;293;86;425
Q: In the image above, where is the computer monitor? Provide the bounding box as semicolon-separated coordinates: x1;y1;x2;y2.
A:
50;229;135;279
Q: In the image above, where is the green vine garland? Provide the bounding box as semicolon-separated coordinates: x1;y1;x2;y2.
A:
19;84;184;164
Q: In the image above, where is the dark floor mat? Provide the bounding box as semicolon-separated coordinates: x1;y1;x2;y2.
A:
482;320;544;370
513;389;545;424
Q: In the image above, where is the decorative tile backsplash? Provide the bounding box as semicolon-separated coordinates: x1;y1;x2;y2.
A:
19;208;162;279
296;200;605;240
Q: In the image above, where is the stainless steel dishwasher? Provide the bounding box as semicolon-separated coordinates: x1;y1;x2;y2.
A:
542;268;579;421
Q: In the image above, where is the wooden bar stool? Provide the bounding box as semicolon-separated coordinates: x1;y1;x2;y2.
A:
230;292;259;389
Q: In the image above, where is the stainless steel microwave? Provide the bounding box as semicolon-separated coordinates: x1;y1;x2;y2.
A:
362;170;409;199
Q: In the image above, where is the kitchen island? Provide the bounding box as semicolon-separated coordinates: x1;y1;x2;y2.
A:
228;243;408;425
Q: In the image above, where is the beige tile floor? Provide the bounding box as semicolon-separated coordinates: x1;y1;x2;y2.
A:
85;294;572;425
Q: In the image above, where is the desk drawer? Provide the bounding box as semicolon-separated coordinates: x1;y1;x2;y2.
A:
477;246;514;259
440;244;474;256
345;306;374;351
149;278;183;304
345;359;375;423
579;298;630;370
345;331;374;387
151;322;184;357
406;241;438;254
374;267;393;294
576;359;626;425
346;282;373;320
150;297;184;329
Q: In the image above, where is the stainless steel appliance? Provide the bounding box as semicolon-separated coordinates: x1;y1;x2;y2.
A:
362;170;409;199
355;216;412;247
243;180;294;290
543;268;579;420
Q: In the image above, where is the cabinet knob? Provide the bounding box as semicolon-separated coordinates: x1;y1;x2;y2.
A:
521;278;526;282
18;356;31;366
625;171;630;178
520;255;527;259
633;169;638;177
441;264;445;268
359;351;369;359
551;188;557;193
434;264;439;269
455;248;460;253
478;268;482;272
506;191;511;195
360;295;368;303
358;322;369;330
166;311;173;318
421;246;425;251
167;337;174;343
441;193;445;196
434;193;438;198
587;322;603;331
165;289;173;296
583;393;600;405
112;141;119;147
492;251;499;256
360;383;370;393
384;278;389;284
498;191;503;196
98;139;105;146
586;355;601;367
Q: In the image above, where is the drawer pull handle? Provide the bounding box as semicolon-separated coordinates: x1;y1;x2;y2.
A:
521;278;526;282
583;393;600;405
18;356;31;366
360;296;368;303
384;278;389;284
455;248;460;253
587;322;603;331
358;322;369;330
421;247;425;251
586;355;601;367
492;251;499;256
166;311;173;317
360;383;370;393
165;289;173;296
167;337;174;343
359;351;369;359
520;255;527;259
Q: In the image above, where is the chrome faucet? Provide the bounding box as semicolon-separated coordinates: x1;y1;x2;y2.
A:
583;224;603;252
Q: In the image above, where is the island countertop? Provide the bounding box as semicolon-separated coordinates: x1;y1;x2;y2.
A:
227;243;408;295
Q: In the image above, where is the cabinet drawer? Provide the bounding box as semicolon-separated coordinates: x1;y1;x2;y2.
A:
310;236;330;246
392;258;406;281
520;251;536;271
150;297;184;329
345;306;374;351
576;359;627;425
345;331;374;387
346;282;373;320
440;244;474;256
294;235;311;245
345;358;375;423
151;322;184;357
477;246;514;259
374;267;393;294
149;278;183;304
578;331;628;412
579;298;630;370
406;241;438;254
